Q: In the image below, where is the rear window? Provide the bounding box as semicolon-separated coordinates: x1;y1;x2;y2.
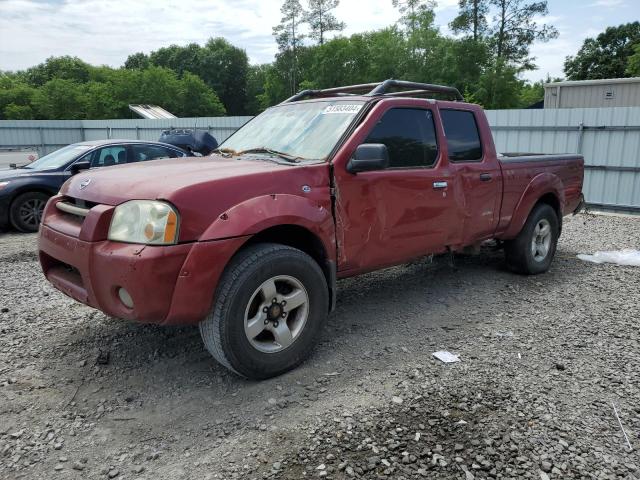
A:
441;110;482;162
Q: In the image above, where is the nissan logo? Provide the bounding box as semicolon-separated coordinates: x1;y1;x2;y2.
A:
79;178;92;190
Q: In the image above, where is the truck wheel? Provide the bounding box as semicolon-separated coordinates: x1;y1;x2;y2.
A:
504;203;559;275
10;191;50;233
199;243;329;379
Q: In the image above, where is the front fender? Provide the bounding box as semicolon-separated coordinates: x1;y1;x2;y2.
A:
502;172;565;239
199;194;336;259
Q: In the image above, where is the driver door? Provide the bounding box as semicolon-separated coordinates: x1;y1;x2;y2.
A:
333;103;461;274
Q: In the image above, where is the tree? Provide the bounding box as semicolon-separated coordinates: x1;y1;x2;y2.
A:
449;0;489;41
23;56;92;86
490;0;558;69
305;0;345;45
627;43;640;76
124;52;150;70
197;38;250;115
178;72;226;116
273;0;307;94
564;22;640;80
31;79;87;119
135;39;250;114
392;0;435;36
471;58;522;108
245;64;270;114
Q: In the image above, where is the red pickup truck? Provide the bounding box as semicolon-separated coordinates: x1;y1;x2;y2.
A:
38;80;584;379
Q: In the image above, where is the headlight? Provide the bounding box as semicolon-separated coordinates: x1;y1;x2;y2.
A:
108;200;179;245
0;181;10;190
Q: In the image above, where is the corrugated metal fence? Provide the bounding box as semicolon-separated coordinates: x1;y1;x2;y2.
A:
0;116;252;158
1;107;639;211
486;107;640;211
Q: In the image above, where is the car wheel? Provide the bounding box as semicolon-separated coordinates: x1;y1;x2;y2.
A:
505;203;559;275
200;243;329;379
9;192;50;233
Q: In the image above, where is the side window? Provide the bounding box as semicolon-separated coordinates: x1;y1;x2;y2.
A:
131;145;182;162
364;108;438;168
90;146;128;167
441;110;482;162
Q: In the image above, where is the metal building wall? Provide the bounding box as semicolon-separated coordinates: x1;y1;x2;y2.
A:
486;107;640;211
544;81;640;108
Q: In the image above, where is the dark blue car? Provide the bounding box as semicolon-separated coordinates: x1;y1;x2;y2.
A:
0;140;188;232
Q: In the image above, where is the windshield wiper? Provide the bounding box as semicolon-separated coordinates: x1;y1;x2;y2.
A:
237;147;302;163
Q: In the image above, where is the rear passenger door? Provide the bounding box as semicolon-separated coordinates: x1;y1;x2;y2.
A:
334;105;461;273
441;108;502;241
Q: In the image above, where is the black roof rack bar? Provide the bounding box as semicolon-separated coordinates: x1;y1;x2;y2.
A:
281;79;463;104
282;82;381;104
369;79;463;100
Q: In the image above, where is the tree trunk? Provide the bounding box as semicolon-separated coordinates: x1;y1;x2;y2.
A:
497;0;506;59
473;0;478;41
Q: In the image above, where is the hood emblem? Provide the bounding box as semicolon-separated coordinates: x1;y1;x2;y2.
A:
79;178;92;190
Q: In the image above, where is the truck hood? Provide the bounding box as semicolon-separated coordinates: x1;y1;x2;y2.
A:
61;155;330;241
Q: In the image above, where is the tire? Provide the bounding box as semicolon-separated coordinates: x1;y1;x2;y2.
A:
504;203;559;275
9;191;50;233
199;243;329;379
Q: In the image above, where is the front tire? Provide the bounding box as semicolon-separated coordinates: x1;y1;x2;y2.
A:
200;243;329;379
10;191;50;233
504;203;559;275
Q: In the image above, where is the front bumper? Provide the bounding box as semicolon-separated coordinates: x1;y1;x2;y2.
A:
38;196;249;325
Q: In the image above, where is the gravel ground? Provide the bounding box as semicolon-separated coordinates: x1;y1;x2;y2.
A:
1;213;639;480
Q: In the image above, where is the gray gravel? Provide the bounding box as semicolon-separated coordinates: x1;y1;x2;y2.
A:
1;213;639;479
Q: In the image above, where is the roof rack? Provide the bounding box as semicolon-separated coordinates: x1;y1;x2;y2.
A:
281;79;463;104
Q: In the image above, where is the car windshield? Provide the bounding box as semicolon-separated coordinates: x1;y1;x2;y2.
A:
23;144;92;170
219;100;365;161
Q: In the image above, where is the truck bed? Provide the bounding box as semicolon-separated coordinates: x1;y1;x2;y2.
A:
498;153;584;230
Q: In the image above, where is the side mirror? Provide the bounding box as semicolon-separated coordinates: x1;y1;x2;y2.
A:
346;144;389;174
70;160;91;174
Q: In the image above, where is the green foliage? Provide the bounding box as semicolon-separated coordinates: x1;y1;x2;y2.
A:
489;0;558;69
565;22;640;80
130;38;250;115
392;0;436;35
450;0;489;41
627;43;640;76
0;61;225;120
23;56;92;86
6;0;626;120
305;0;345;45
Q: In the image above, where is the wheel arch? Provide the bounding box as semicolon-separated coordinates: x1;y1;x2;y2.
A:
8;186;56;207
500;173;565;239
241;224;337;312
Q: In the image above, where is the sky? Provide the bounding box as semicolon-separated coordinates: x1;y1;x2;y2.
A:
0;0;637;82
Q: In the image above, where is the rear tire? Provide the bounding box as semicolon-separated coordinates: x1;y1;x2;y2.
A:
9;191;50;233
505;203;559;275
199;243;329;379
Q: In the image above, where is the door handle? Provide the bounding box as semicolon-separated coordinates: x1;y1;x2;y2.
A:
433;181;448;189
479;173;492;182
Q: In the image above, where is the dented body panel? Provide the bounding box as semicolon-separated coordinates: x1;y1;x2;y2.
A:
38;95;584;325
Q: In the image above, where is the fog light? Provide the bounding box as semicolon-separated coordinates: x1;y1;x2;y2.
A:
117;287;134;309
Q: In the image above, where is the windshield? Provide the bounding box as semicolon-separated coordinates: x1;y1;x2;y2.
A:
220;101;365;161
24;144;92;170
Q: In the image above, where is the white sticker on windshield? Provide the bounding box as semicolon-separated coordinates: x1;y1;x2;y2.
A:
322;104;363;114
